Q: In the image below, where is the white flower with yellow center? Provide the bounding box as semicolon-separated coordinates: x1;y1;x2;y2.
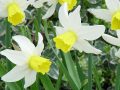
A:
88;0;120;30
32;0;77;19
0;33;52;88
0;0;31;26
102;31;120;57
53;3;105;54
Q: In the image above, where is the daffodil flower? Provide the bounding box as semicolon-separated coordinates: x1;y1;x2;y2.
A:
0;0;31;26
53;3;105;54
32;0;77;19
0;33;52;88
102;31;120;58
88;0;120;30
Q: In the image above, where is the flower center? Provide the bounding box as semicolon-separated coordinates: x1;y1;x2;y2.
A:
29;55;52;75
111;11;120;30
58;0;77;10
53;30;77;53
7;3;25;26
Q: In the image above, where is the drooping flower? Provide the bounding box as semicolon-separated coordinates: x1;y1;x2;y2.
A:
0;33;52;88
53;3;105;54
102;31;120;58
88;0;120;30
32;0;77;19
0;0;31;25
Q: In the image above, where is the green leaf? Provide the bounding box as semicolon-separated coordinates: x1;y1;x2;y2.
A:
61;52;81;89
115;63;120;90
39;74;55;90
88;54;92;90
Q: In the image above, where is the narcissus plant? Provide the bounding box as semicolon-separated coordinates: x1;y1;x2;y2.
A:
0;0;31;25
32;0;77;19
88;0;120;30
0;33;52;88
53;3;105;54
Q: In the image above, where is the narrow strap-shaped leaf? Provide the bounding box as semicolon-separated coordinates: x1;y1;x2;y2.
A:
55;70;63;90
39;74;55;90
76;62;86;85
115;63;120;90
6;83;22;90
93;61;102;90
30;76;40;90
61;52;81;89
88;54;92;90
4;19;12;48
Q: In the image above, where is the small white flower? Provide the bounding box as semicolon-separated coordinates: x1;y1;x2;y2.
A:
88;0;120;30
31;0;57;19
0;0;31;25
53;3;105;54
31;0;77;19
102;31;120;58
0;33;52;88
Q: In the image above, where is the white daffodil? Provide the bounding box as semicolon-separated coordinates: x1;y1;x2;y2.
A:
88;0;120;30
0;0;31;26
102;31;120;58
32;0;77;19
0;33;52;88
53;3;105;54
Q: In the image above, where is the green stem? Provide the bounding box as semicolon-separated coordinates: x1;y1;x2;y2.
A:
4;19;11;48
55;70;63;90
88;54;92;90
93;63;102;90
115;63;120;90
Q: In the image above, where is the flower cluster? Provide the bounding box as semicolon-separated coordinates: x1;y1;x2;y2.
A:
0;0;120;89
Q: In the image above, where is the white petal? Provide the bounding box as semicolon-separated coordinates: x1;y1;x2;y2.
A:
24;70;37;88
34;33;44;55
102;34;120;46
0;9;7;17
55;26;66;35
69;5;81;28
73;43;83;52
17;0;29;10
73;39;102;54
2;65;28;82
116;30;120;38
32;0;48;8
42;3;57;19
12;35;35;55
105;0;120;12
115;49;120;58
78;25;105;41
88;9;112;22
59;3;69;28
0;49;27;65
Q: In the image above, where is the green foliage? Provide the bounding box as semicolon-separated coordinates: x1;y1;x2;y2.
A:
0;0;119;90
